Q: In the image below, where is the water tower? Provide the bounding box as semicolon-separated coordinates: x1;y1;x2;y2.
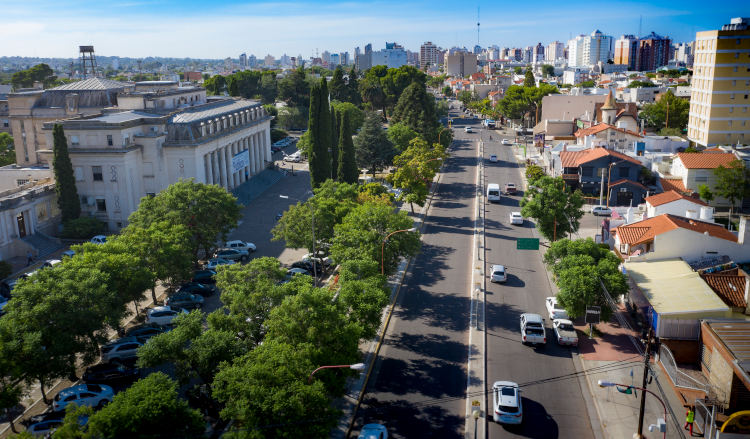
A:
79;46;97;78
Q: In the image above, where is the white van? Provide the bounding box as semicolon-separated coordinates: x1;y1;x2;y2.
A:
487;183;501;202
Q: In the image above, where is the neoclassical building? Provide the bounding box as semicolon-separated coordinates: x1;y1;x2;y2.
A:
40;83;272;231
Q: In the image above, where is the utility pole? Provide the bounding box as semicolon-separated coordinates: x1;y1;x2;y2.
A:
636;330;654;438
665;99;670;130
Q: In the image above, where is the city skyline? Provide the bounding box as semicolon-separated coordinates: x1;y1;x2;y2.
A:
1;0;748;59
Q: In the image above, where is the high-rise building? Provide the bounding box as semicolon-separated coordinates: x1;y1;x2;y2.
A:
248;55;257;68
523;46;533;64
239;53;247;69
340;52;349;66
264;55;275;67
614;35;638;69
321;50;331;67
445;52;477;77
635;32;672;71
355;43;373;71
532;43;545;63
545;41;564;62
674;42;695;67
371;42;407;69
330;53;340;66
420;41;439;70
688;17;750;146
474;45;482;54
583;30;613;65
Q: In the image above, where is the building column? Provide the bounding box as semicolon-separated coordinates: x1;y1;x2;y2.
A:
254;133;261;174
262;128;271;165
249;134;257;175
211;151;219;185
223;145;232;190
232;142;240;187
217;149;225;188
239;138;247;183
205;153;213;184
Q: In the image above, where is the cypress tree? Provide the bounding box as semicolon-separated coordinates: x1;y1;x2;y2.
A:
337;111;358;183
52;124;80;222
330;106;339;180
308;79;331;187
347;66;361;105
391;82;439;144
524;69;536;87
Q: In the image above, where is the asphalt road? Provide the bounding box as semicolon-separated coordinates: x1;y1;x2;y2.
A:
352;102;477;438
481;127;595;439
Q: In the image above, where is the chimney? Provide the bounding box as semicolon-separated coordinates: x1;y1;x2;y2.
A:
739;216;750;245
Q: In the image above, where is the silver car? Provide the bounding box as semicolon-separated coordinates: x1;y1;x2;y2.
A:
490;264;507;283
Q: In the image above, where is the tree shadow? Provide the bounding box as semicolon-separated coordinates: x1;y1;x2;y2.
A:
386;332;468;364
354;396;464;439
485;301;521;332
394;283;471;333
403;242;452;288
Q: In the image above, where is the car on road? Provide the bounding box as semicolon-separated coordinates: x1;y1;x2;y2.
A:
302;253;334;268
501;139;511;145
177;281;215;297
90;235;107;244
205;257;235;270
492;381;523;424
487;183;501;203
291;260;324;276
146;306;188;326
26;419;64;436
504;182;517;195
82;360;140;385
489;154;498;163
225;240;256;253
489;264;507;283
358;423;388;439
100;337;143;363
283;152;301;162
42;259;62;269
62;249;76;258
591;205;612;216
166;291;205;310
520;313;546;345
214;248;248;262
464;126;473;133
286;267;311;278
545;296;569;320
53;384;114;411
553;319;578;346
192;269;217;285
124;324;169;342
509;212;523;225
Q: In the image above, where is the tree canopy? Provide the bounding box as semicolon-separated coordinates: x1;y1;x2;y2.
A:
52;124;81;223
640;90;689;131
520;176;584;241
390;82;439;144
307;79;333;188
354;111;395;174
11;64;57;89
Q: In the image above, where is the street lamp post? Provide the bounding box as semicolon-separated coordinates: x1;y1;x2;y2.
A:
598;380;667;439
280;192;318;287
308;363;366;383
381;227;417;275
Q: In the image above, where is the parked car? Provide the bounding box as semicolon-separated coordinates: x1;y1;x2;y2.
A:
90;235;107;244
358;423;388;439
509;212;523;225
146;306;188;326
501;139;511;145
286;267;311;278
192;269;217;285
214;248;248;262
205;257;235;270
124;324;169;342
291;260;324;276
504;182;517;195
42;259;61;269
0;279;16;300
61;250;76;258
166;291;204;310
591;205;612;216
283;152;301;162
25;410;65;426
225;240;257;253
302;253;334;268
26;419;64;436
489;264;507;283
489;154;498;163
553;319;578;346
82;361;140;385
545;296;569;320
100;337;143;363
492;381;523;424
177;281;215;297
464;126;473;133
53;384;113;411
520;313;546;345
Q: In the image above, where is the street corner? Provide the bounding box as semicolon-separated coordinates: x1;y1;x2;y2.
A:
575;314;642;362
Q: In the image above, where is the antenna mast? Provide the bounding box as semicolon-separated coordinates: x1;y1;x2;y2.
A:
477;6;480;46
638;15;642;39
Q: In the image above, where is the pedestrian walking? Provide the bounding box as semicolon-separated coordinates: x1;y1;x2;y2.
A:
26;251;34;266
684;406;695;435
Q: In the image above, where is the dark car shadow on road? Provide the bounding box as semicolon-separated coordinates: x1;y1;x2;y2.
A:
355;396;465;439
491;397;559;438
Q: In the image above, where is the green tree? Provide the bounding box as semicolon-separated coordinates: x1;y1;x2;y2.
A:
354;111;395;174
259;71;279;104
496;85;532;126
328;66;347;101
388;137;447;213
640;90;689;131
52;124;80;222
127;179;241;262
627;80;656;88
441;85;453;97
520;176;584;241
698;184;714;204
337;111;358;183
330;203;421;275
346;66;361;105
359;73;387;116
513;67;524;74
204;74;227;95
0;328;25;434
331;101;364;132
308;79;332;187
0;133;15;166
81;372;204;439
525;164;545;185
330;106;339;180
579;80;596;87
541;65;555;77
11;64;56;89
713;160;750;224
277;106;308;130
387;123;418;152
457;90;474;107
277;66;311;109
523;69;536;87
390;82;439;144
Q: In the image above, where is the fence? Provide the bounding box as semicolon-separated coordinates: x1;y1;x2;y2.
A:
658;344;709;393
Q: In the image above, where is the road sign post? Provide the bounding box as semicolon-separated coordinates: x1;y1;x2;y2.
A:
516;238;539;250
585;306;601;338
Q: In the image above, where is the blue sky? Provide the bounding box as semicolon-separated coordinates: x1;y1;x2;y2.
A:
1;0;748;59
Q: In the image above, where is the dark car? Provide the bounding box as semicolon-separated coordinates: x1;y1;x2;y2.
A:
166;291;204;310
192;269;217;285
291;260;324;276
82;361;140;385
24;410;65;426
123;324;169;342
178;282;215;297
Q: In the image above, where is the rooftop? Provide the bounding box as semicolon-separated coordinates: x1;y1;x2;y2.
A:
676;152;738;169
614;213;737;245
704;320;750;378
646;190;708;207
659;177;688;194
169;99;261;125
559;146;642;168
574;123;643;139
700;271;747;308
49;77;132;91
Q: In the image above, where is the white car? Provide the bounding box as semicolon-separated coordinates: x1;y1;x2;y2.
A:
205;258;235;270
53;384;113;411
100;337;143;363
42;259;62;269
553;319;578;346
90;235;107;244
520;313;546;345
509;212;523;225
283;152;301;162
489;264;507;283
225;240;256;253
146;306;188;326
501;139;511;145
358;423;388;439
464;126;473;133
591;205;612;216
489;154;498;163
492;381;523;424
545;296;569;320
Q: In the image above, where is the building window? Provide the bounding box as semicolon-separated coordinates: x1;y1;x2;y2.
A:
74;167;84;181
70;135;79;145
730;107;734;113
733;80;737;87
731;94;735;99
728;121;733;127
92;166;103;181
96;198;107;212
107;135;113;146
735;53;740;59
695;176;708;182
16;179;29;186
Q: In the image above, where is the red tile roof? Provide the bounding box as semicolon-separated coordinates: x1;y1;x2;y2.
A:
575;123;642;138
676;152;738;169
559;150;590;168
645;190;707;207
700;273;747;308
559;147;642;168
659;177;688;194
704;148;724;152
614;214;737;245
610;179;647;190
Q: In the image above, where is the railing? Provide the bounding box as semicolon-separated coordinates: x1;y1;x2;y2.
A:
658;344;709;393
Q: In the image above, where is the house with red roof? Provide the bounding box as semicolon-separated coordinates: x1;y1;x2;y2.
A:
557;146;648;205
670;152;741;208
645;190;712;220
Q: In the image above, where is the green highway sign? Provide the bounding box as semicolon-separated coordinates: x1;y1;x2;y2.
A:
516;238;540;250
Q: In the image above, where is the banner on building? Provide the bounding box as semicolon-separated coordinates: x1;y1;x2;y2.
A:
534;133;545;148
232;150;250;173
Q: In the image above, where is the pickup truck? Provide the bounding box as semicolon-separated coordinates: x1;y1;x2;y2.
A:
545;297;569;320
520;313;546;346
553;319;578;346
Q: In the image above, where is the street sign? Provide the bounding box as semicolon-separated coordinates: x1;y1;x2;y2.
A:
516;238;539;250
585;306;601;324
